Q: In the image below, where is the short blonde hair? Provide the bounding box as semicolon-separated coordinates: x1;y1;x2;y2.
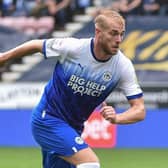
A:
94;9;125;30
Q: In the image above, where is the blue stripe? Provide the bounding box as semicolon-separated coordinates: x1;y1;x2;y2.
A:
126;93;143;100
42;40;47;59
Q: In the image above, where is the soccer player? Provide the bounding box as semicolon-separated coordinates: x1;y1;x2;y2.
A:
0;9;145;168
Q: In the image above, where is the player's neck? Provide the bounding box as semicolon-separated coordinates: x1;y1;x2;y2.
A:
93;39;112;61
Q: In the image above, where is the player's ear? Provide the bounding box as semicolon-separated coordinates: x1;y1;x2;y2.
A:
95;26;101;35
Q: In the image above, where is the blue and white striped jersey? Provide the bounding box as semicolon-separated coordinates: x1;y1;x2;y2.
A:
38;37;143;131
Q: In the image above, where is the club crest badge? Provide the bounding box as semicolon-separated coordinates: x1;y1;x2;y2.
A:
75;136;84;145
102;72;112;82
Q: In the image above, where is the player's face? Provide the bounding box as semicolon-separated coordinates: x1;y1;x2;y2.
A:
99;19;125;55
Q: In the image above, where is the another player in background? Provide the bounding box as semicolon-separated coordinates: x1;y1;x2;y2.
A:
0;9;146;168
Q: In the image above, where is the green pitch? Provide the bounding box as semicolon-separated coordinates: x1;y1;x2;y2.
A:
0;148;168;168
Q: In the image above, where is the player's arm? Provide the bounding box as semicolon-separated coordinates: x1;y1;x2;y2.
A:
101;56;146;124
117;97;145;124
0;39;44;66
100;97;145;124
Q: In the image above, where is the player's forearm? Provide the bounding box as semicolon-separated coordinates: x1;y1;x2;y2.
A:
115;104;145;124
0;40;43;63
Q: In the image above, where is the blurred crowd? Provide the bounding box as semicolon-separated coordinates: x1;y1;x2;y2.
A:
94;0;168;18
0;0;167;35
0;0;93;35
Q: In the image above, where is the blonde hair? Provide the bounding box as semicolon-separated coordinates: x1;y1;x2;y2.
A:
94;9;125;30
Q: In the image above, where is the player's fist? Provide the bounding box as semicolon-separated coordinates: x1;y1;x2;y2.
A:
100;102;117;124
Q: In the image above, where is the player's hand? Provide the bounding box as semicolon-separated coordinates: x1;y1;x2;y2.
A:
100;102;117;124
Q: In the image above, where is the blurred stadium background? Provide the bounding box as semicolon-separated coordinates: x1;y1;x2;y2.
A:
0;0;168;167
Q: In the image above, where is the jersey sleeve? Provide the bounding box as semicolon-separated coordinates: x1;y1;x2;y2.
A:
42;38;73;61
118;59;143;100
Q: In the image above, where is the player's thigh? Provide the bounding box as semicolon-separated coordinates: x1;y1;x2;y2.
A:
61;147;99;166
32;113;88;156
